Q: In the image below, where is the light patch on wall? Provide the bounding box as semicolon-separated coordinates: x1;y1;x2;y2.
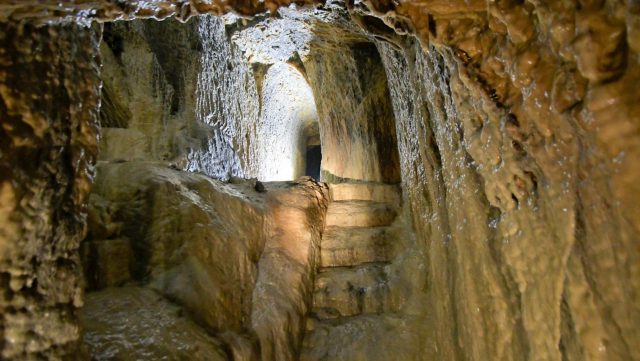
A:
257;62;319;181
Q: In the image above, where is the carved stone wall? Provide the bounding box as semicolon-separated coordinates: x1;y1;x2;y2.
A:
0;1;638;360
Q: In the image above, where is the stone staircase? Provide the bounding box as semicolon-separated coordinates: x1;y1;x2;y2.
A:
311;182;401;320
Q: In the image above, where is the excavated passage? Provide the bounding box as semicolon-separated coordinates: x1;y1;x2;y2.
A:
0;1;639;361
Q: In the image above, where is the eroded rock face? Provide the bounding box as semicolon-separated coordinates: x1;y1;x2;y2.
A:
98;17;261;180
0;0;317;24
83;162;265;330
378;34;640;361
0;21;101;359
304;34;402;183
1;0;640;360
80;161;328;360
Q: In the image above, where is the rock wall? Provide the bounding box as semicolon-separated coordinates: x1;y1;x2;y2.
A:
83;162;265;329
374;4;640;359
99;17;261;180
0;21;101;358
80;161;328;360
187;15;262;178
100;15;324;182
0;0;639;360
98;20;198;162
304;32;402;183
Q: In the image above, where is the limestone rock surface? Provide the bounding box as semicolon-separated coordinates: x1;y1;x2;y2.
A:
303;181;428;360
80;161;329;360
80;287;228;360
1;0;640;360
0;20;101;359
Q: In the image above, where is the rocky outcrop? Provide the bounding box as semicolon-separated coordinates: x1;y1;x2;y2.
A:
80;161;328;360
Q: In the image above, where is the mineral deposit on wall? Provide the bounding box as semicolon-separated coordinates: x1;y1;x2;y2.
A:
0;0;639;360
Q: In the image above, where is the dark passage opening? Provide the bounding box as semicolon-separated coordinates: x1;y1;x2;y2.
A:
305;145;322;180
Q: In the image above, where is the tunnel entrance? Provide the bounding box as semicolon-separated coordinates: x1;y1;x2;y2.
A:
257;62;320;181
305;145;321;180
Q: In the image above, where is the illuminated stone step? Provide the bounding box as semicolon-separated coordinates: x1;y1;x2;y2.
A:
329;183;401;205
325;201;397;228
312;263;394;320
321;226;393;267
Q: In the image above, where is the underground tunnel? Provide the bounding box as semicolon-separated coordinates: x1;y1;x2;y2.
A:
1;1;640;361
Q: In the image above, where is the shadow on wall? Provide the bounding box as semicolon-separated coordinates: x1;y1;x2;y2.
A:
305;145;322;180
256;62;321;181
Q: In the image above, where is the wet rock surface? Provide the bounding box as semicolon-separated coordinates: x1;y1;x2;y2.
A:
368;1;640;358
80;161;328;360
0;20;101;359
0;0;639;360
80;286;228;360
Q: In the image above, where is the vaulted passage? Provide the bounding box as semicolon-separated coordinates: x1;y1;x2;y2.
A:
256;62;320;181
1;1;640;361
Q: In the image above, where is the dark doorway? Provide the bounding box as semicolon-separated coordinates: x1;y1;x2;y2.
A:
305;145;322;180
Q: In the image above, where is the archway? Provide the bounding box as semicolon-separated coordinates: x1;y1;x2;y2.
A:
256;62;321;181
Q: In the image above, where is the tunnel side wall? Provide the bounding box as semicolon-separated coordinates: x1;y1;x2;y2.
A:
378;22;640;361
0;21;101;359
304;38;402;184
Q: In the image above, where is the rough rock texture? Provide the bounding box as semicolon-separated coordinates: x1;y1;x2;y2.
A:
99;16;320;182
80;161;328;360
255;62;319;181
80;287;228;360
0;21;101;359
226;4;404;184
372;2;640;358
186;15;262;178
0;0;318;24
98;10;402;185
304;32;402;183
83;162;265;328
250;176;328;360
1;0;640;360
98;17;260;180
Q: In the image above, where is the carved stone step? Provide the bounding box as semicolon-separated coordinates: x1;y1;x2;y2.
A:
325;201;397;228
321;226;393;267
329;183;401;205
313;264;393;319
